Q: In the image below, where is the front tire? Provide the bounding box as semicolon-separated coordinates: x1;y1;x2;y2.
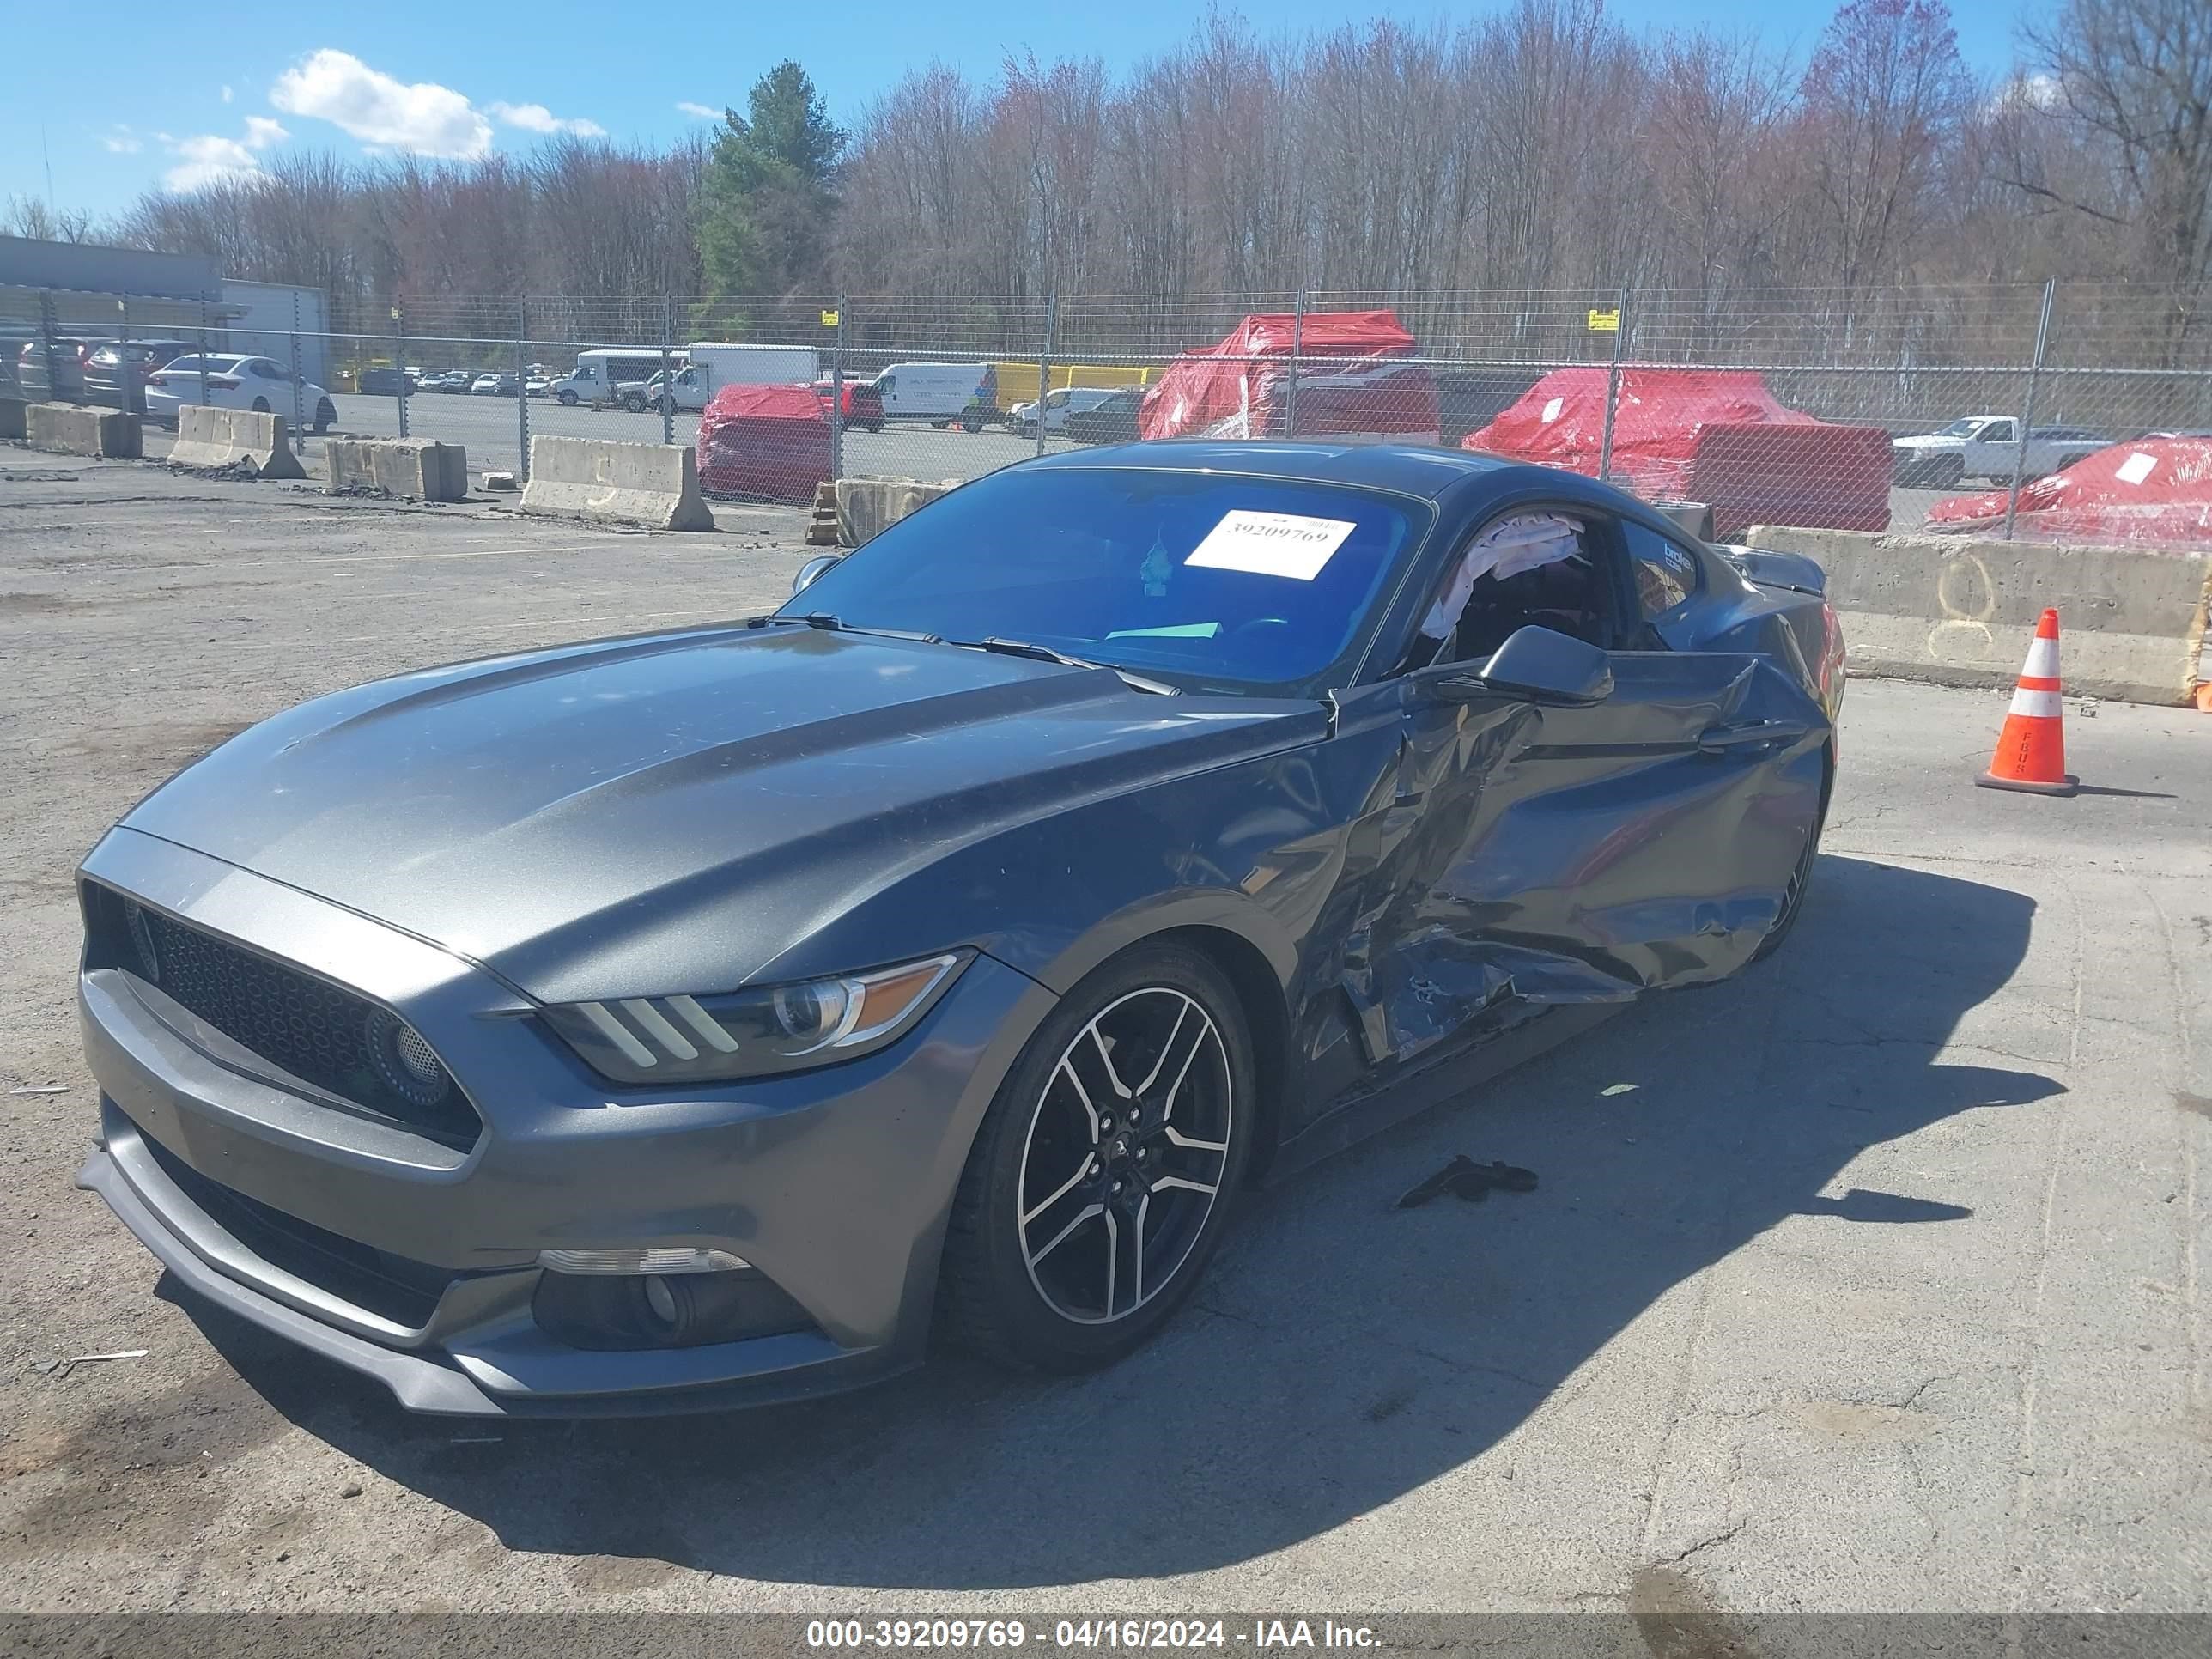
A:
939;942;1254;1373
557;390;578;406
313;398;336;433
250;397;270;414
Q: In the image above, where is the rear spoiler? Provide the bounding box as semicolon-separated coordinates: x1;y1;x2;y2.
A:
1710;543;1827;599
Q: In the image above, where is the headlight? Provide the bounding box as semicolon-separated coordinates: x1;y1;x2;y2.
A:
541;951;967;1085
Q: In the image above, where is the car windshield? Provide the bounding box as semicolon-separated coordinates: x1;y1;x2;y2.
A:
1936;419;1984;437
780;466;1428;696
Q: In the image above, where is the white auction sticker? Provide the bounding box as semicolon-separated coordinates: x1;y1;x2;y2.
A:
1183;510;1358;581
2113;450;2157;485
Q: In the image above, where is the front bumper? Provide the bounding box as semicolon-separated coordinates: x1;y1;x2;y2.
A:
74;827;1053;1416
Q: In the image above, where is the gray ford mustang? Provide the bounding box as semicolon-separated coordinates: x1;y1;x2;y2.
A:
75;441;1844;1415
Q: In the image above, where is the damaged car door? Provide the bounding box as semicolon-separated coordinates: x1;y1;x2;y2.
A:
1339;512;1829;1075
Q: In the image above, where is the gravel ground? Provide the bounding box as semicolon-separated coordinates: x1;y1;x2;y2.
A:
0;451;2207;1632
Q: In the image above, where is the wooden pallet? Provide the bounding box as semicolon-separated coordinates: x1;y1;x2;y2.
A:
806;480;841;546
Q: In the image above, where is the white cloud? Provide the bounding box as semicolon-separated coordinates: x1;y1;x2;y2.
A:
1989;70;2063;114
102;126;143;154
161;116;288;192
270;48;490;158
488;100;607;137
220;83;234;104
675;100;720;120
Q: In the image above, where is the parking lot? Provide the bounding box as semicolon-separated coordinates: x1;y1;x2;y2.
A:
135;393;1972;531
1;450;2208;1627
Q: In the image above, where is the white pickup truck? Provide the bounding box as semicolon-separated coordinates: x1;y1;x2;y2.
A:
1891;416;2109;489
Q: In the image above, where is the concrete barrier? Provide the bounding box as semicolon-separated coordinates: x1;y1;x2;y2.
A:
836;477;964;546
167;405;306;479
519;435;714;532
26;402;141;459
0;399;25;441
1744;525;2212;706
325;438;466;501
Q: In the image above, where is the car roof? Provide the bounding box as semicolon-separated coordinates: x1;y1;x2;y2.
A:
1022;439;1521;502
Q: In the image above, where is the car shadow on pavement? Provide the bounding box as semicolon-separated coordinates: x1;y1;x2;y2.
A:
172;853;2057;1589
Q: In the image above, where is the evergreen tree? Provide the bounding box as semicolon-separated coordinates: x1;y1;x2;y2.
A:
696;62;847;301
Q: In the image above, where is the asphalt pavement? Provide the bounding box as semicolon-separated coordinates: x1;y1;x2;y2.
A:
0;452;2205;1626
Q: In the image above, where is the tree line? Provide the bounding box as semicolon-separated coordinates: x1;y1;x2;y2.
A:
14;0;2208;360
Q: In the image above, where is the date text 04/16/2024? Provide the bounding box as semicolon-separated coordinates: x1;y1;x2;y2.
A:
803;1620;1384;1650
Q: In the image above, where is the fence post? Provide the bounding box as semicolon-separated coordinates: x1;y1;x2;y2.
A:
392;305;408;439
111;298;127;416
196;297;210;411
2002;278;2057;543
1597;283;1629;483
288;289;306;453
829;296;846;483
516;298;531;481
38;292;58;404
659;299;676;447
1284;289;1309;439
1035;291;1055;458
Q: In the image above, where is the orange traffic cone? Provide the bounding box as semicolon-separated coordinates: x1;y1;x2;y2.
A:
1977;608;2077;796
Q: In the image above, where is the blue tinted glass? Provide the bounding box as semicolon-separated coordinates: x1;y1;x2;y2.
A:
783;467;1425;693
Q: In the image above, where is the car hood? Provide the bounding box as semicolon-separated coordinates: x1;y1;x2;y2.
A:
118;626;1322;1003
1892;434;1963;449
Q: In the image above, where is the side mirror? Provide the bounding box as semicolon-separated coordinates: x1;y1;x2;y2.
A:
1431;625;1613;707
792;553;842;596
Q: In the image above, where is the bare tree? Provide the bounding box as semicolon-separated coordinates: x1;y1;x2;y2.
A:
2002;0;2212;298
1792;0;1978;295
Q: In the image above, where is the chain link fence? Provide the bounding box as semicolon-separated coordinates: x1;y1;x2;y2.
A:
9;280;2209;544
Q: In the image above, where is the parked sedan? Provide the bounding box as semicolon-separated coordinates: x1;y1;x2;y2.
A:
1006;385;1121;439
145;354;337;432
1064;385;1146;445
357;368;417;396
87;340;199;414
471;374;519;397
72;441;1839;1415
14;336;111;402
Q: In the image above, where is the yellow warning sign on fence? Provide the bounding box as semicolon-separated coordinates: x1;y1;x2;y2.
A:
1587;307;1621;332
820;308;841;328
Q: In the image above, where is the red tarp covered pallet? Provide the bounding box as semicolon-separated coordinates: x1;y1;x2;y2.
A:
1464;367;1892;537
1137;310;1442;445
698;383;832;504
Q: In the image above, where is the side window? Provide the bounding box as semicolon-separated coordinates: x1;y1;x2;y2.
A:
1620;520;1701;623
1984;419;2015;442
1407;511;1614;670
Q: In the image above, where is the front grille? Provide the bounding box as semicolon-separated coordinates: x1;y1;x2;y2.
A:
139;1122;452;1328
85;883;481;1146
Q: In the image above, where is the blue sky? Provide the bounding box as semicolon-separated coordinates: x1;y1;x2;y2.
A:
10;0;2040;221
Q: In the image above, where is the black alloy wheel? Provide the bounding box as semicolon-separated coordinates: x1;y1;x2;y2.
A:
940;942;1253;1371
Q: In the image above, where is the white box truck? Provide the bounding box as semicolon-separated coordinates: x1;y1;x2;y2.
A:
614;343;823;415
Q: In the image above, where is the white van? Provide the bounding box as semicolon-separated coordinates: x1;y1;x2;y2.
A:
872;362;995;429
552;349;687;407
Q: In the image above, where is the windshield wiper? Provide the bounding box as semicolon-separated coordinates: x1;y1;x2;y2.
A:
749;613;943;644
953;636;1179;696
